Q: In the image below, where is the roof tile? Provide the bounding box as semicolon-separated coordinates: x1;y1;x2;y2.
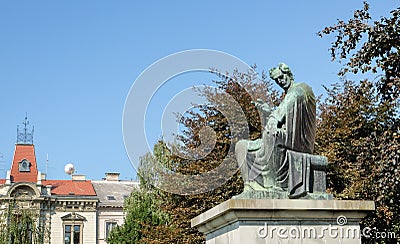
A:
42;180;96;196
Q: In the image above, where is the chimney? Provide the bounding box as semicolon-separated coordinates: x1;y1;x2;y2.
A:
46;185;52;196
37;171;42;185
72;174;86;181
105;172;120;181
5;170;11;185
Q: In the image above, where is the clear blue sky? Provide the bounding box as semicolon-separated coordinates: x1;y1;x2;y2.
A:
0;1;397;181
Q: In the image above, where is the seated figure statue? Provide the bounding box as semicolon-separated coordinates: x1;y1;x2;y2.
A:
235;63;331;199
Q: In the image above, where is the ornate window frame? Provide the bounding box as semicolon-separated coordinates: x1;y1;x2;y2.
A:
61;213;86;244
18;158;31;172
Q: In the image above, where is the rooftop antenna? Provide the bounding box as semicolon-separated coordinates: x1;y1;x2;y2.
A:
17;113;34;144
46;153;49;176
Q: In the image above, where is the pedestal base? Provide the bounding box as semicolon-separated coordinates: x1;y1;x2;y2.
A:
191;199;374;244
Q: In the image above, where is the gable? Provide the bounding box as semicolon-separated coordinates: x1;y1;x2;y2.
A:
61;213;87;221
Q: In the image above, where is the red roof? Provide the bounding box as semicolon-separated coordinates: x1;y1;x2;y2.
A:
10;144;38;183
42;180;96;196
3;144;96;196
0;179;5;184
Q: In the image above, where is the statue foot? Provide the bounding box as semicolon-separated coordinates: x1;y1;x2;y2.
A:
244;182;286;192
271;186;285;192
233;183;289;199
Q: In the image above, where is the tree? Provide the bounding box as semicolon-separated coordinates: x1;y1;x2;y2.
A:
0;203;46;244
316;80;399;244
318;2;400;243
315;79;384;197
132;68;281;243
106;189;171;244
107;141;175;244
137;140;176;192
318;2;400;102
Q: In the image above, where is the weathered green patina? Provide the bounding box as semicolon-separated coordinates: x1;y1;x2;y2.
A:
235;63;331;199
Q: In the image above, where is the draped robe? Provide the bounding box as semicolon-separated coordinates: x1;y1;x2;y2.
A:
236;82;316;197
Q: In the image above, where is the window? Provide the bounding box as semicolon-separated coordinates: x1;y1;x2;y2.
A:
73;225;81;244
105;222;117;239
64;225;71;244
64;224;82;244
61;213;85;244
106;195;116;200
18;159;31;172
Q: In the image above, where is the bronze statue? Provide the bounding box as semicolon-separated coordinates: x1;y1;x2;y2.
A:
235;63;330;199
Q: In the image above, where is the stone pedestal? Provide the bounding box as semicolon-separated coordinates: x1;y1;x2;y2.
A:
191;199;375;244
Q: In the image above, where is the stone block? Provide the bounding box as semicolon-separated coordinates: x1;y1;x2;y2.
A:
192;199;375;244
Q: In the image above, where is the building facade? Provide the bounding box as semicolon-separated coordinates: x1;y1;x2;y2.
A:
0;118;138;243
92;174;139;244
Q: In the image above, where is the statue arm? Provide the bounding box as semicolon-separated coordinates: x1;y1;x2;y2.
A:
252;99;272;127
265;95;291;137
269;100;286;127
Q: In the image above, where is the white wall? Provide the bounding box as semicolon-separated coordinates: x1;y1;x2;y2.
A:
97;208;126;244
50;211;97;244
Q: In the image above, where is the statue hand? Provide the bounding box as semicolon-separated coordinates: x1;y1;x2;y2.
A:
252;99;271;114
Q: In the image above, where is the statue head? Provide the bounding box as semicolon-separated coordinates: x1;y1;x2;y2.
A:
269;63;294;91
